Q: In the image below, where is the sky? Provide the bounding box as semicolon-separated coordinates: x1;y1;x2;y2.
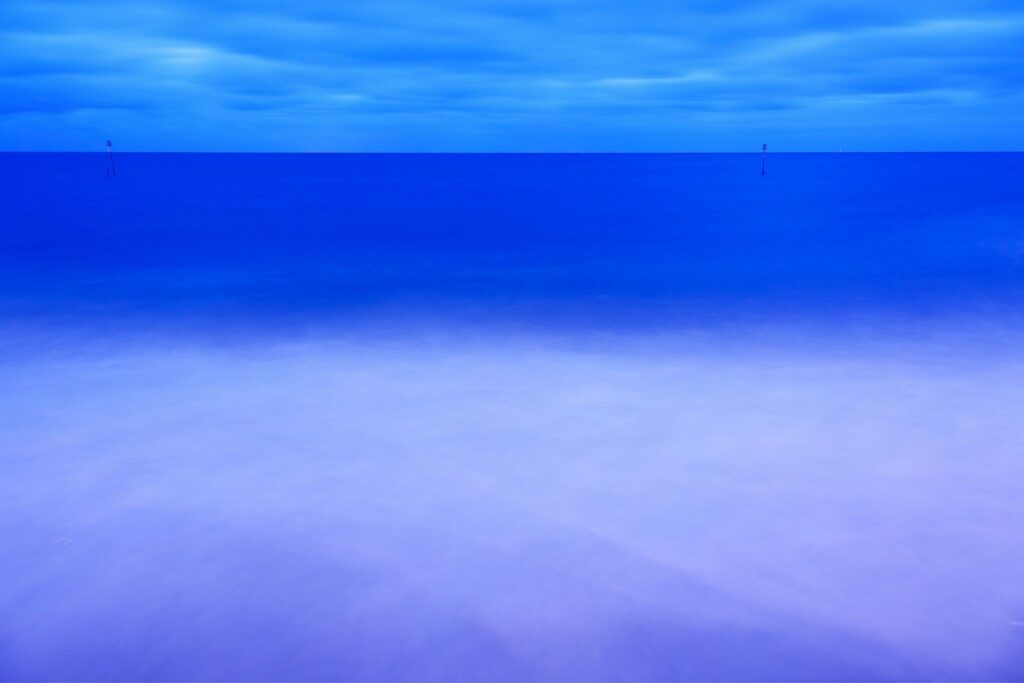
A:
0;0;1023;152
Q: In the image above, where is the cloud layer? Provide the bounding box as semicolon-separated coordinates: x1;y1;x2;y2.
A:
0;2;1022;150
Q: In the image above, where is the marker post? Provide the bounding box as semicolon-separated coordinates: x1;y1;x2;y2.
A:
106;140;117;177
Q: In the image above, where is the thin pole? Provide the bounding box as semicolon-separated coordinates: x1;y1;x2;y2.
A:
761;143;767;176
106;140;117;177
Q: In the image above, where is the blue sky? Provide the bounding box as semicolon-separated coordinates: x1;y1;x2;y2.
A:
1;0;1022;151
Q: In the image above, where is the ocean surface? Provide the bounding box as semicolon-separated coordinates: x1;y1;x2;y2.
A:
1;153;1023;680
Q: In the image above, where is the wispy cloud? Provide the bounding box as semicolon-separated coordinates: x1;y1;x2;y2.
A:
0;0;1022;150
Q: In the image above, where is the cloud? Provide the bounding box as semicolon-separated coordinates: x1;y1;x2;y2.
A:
0;0;1022;150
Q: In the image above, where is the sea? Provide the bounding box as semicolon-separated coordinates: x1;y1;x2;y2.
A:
1;153;1023;680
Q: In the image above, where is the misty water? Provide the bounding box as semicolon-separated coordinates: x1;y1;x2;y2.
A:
1;153;1023;680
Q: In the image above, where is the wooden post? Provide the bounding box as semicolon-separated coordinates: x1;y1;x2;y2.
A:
106;140;117;177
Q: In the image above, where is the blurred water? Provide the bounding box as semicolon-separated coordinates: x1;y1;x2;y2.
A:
1;154;1023;680
2;152;1023;326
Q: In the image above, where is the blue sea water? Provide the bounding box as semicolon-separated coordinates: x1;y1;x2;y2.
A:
1;153;1023;680
4;152;1024;328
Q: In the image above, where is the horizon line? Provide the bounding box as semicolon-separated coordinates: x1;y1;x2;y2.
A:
3;150;1023;155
